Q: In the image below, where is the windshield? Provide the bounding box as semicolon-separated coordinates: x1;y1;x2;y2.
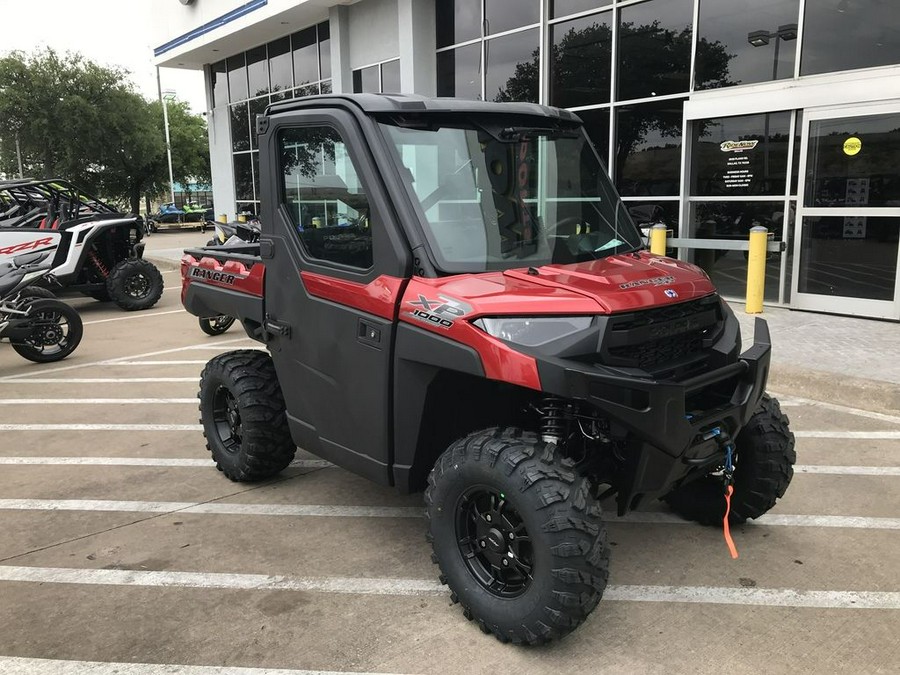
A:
379;117;642;273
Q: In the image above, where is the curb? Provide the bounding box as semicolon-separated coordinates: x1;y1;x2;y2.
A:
145;256;181;272
769;364;900;415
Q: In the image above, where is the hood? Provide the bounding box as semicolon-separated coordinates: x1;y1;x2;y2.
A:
417;252;716;316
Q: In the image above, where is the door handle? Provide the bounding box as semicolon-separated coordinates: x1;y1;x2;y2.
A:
358;319;382;348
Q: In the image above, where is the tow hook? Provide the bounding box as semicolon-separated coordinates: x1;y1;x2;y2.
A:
707;427;739;559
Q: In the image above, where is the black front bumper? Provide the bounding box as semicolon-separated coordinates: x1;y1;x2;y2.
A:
537;318;771;513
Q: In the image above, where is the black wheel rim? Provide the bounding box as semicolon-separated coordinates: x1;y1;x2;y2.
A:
455;487;534;598
23;308;73;356
214;316;234;330
211;386;242;453
124;272;151;299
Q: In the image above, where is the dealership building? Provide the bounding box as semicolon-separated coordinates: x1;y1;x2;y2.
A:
153;0;900;320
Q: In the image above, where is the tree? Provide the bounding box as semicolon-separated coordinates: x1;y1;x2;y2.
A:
0;48;210;214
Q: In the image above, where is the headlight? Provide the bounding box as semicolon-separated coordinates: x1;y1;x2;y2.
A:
473;316;593;347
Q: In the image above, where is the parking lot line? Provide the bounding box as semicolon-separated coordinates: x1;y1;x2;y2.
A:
795;465;900;476
83;309;186;326
0;457;332;468
0;398;197;405
793;431;900;439
772;394;900;425
0;379;199;385
1;498;897;530
98;360;210;366
1;565;898;609
0;424;201;431
0;656;407;675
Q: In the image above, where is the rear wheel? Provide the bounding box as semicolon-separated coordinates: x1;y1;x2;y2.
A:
16;286;56;303
199;315;235;336
10;298;83;363
663;394;795;524
198;350;296;481
425;428;610;645
106;258;163;311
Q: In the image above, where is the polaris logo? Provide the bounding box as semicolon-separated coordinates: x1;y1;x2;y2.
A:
190;267;240;285
664;289;678;298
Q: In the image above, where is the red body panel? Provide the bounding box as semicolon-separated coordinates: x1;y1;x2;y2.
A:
180;253;265;304
299;271;404;321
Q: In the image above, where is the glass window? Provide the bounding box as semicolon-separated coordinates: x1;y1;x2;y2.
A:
381;59;401;93
437;44;482;99
249;97;268;150
550;12;612;108
805;112;900;208
617;0;693;101
690;201;784;301
353;65;380;94
577;108;610;168
230;102;250;152
293;84;320;98
802;2;900;76
550;0;612;19
691;111;791;196
280;126;373;269
625;200;681;238
436;0;481;48
252;152;260;202
615;99;684;196
485;29;539;103
227;54;248;102
696;0;799;90
380;119;642;272
211;60;228;109
268;37;292;94
318;22;331;80
485;0;539;35
321;79;333;95
234;153;254;200
247;46;268;98
292;27;319;85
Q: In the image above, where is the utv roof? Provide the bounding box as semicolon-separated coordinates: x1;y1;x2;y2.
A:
267;93;582;124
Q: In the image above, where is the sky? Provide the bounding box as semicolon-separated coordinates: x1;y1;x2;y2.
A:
1;0;206;114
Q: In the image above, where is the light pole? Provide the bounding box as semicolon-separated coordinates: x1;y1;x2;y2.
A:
156;67;177;205
747;24;797;181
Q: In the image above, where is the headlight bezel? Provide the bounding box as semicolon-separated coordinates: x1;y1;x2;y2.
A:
472;315;595;347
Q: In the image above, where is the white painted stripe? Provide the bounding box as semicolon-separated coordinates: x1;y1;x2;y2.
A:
183;345;265;351
0;500;421;519
0;398;197;405
795;465;900;476
97;360;209;366
0;336;250;380
0;458;332;469
83;309;185;326
0;378;197;384
772;394;900;425
1;565;897;609
0;656;404;675
794;431;900;439
1;497;896;530
0;424;201;431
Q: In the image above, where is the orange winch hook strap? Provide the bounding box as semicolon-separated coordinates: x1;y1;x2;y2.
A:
723;485;739;559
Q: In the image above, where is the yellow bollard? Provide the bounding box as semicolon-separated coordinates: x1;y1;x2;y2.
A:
649;223;667;256
745;225;768;314
217;213;227;223
237;214;247;223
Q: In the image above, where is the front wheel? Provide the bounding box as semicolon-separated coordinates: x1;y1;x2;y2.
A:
198;350;296;481
106;258;163;311
10;298;83;363
425;428;610;645
199;315;235;336
663;394;796;524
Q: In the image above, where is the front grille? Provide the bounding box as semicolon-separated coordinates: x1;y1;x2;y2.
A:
602;295;723;379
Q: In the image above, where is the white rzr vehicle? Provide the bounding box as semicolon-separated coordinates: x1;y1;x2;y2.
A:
0;245;82;363
0;179;163;311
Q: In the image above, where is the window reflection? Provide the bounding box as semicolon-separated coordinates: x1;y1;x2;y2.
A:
486;29;539;103
227;54;248;103
292;27;319;85
234;153;254;201
550;0;611;19
436;0;481;48
615;99;684;197
696;0;799;90
211;61;228;109
485;0;539;35
318;23;331;79
550;12;612;108
268;38;292;93
802;1;900;76
437;44;481;99
691;112;791;196
617;0;693;101
230;102;250;152
577;108;610;169
247;46;269;98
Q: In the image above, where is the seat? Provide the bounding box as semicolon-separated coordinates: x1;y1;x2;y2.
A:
0;270;25;298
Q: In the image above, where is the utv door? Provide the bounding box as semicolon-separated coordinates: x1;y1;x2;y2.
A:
258;108;410;484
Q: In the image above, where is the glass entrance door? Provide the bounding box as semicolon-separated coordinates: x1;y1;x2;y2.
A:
792;104;900;319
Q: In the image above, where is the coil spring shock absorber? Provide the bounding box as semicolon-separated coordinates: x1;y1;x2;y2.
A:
88;249;110;278
539;397;568;444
